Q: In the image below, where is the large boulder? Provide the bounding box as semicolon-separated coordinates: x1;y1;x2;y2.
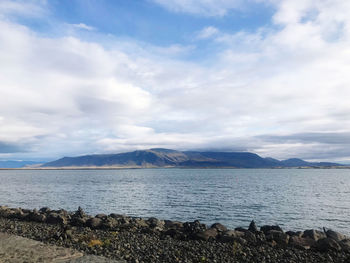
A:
326;229;347;242
289;236;316;249
316;237;341;252
219;230;245;243
266;230;289;245
302;229;326;241
46;212;67;225
248;220;258;233
210;223;227;232
164;220;183;229
194;228;218;241
339;239;350;252
260;225;283;234
29;210;46;223
86;217;102;229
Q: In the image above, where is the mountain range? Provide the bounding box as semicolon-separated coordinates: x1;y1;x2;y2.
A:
41;148;341;168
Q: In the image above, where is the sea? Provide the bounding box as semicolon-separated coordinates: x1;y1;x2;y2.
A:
1;168;350;234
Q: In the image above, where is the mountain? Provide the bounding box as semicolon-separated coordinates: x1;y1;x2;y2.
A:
0;161;42;168
42;148;342;168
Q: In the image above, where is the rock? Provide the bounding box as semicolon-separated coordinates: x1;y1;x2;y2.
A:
286;231;303;237
29;211;46;223
219;230;245;242
326;229;347;242
210;223;227;232
86;218;102;229
235;227;246;232
164;220;183;229
302;229;326;241
101;217;118;229
133;218;148;228
183;220;207;234
147;217;165;229
194;228;218;241
260;225;283;234
243;230;257;243
316;237;342;252
95;214;107;219
289;236;316;249
39;207;51;214
339;239;350;252
248;220;258;233
266;230;289;245
46;213;67;225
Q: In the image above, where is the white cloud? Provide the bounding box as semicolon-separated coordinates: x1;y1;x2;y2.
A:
71;23;95;31
151;0;244;16
0;0;47;18
197;26;219;39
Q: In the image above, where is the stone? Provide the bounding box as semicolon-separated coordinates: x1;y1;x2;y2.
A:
243;230;257;243
95;214;107;219
289;236;316;249
316;237;342;252
164;220;183;229
339;239;350;252
326;229;347;242
183;220;207;234
86;217;102;229
220;230;245;242
46;212;67;225
101;217;118;229
260;225;283;234
248;220;258;233
266;230;289;245
39;207;51;213
194;228;218;241
302;229;326;241
147;217;165;229
210;223;227;232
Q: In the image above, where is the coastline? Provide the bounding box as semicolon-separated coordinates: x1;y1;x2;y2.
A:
1;166;350;170
1;206;350;262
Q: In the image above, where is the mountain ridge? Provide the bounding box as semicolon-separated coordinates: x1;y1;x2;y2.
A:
42;148;342;168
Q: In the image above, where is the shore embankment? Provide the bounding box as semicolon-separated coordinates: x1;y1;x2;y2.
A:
1;206;350;262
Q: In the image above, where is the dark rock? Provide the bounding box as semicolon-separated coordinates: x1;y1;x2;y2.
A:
326;229;347;242
46;212;67;225
266;230;289;245
316;237;342;252
260;225;283;234
289;236;316;249
86;217;102;229
210;223;227;232
243;230;257;243
183;220;207;234
194;228;218;241
248;220;258;233
302;229;326;241
39;207;51;214
95;214;107;219
101;217;118;229
339;239;350;252
219;230;245;242
29;211;46;222
164;220;183;229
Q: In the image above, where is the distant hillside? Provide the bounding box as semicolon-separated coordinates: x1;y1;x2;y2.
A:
42;148;342;168
0;161;42;168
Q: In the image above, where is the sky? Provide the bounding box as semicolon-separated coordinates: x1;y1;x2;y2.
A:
0;0;350;162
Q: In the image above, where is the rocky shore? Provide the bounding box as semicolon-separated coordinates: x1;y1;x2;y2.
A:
1;206;350;262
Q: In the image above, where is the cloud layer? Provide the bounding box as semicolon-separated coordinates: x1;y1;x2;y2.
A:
1;0;350;162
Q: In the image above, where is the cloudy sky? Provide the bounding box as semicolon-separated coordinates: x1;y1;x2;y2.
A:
1;0;350;162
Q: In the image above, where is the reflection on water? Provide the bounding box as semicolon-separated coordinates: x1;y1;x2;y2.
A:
0;168;350;233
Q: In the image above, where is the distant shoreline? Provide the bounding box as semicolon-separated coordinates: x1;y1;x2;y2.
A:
1;166;350;170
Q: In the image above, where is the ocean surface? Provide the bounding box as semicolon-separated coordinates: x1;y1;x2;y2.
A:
1;168;350;234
